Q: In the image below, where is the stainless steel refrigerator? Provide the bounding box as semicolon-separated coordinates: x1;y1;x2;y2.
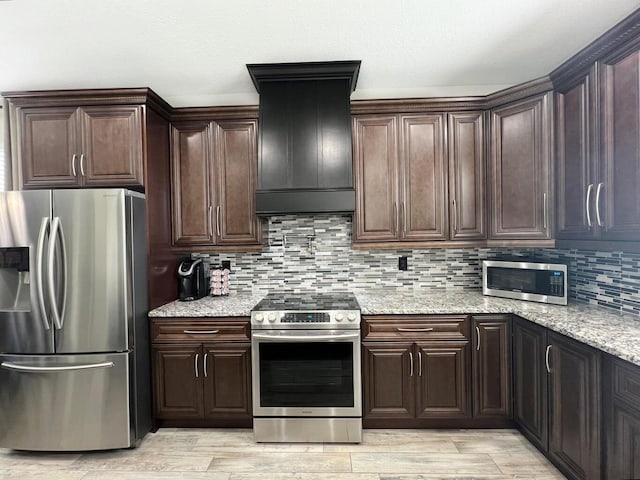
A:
0;189;151;451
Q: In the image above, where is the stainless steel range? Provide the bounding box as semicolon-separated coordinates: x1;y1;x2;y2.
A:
250;292;362;443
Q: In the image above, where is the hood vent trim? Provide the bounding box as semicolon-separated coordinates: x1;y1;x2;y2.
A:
247;61;361;216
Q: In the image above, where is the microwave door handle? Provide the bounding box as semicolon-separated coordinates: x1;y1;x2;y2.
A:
36;217;51;330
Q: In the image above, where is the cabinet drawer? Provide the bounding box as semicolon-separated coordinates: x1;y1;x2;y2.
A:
613;358;640;408
362;315;469;341
151;318;250;343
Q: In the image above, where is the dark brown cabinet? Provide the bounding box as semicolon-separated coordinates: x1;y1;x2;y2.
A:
18;105;144;189
489;92;553;241
513;317;601;480
170;119;261;249
362;315;470;426
151;318;252;427
599;48;640;241
555;71;596;239
548;332;601;480
604;356;640;479
513;317;549;451
353;114;448;244
448;112;486;240
471;315;511;418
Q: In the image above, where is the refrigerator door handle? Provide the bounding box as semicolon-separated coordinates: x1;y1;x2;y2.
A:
36;217;51;330
1;361;114;372
47;217;68;330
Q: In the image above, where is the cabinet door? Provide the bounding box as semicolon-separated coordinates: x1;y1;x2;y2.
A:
605;358;640;480
600;49;640;240
362;343;414;419
203;343;252;420
19;106;80;188
400;114;448;240
170;122;215;246
79;106;144;187
448;112;486;240
213;120;261;246
513;317;548;451
353;115;399;242
548;332;601;480
153;345;204;419
490;93;552;239
556;74;597;239
472;316;511;418
415;342;469;418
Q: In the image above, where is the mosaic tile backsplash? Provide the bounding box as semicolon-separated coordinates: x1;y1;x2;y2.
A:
194;215;640;316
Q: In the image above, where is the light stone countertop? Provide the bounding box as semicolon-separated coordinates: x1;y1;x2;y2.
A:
356;290;640;367
148;294;264;318
148;289;640;367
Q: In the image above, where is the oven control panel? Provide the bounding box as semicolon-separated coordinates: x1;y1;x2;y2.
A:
251;310;360;329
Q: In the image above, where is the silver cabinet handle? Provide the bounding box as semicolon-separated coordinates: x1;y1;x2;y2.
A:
208;206;213;238
36;217;51;330
394;202;398;235
194;353;199;378
216;205;221;237
1;361;113;372
476;326;481;351
183;330;219;335
400;202;405;235
585;183;593;227
71;154;77;177
418;351;422;377
79;153;85;176
543;193;548;230
396;327;434;332
48;217;68;330
595;182;603;227
409;351;414;377
545;345;552;374
452;199;457;233
203;353;208;377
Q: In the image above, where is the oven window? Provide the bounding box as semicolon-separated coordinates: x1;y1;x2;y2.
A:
259;342;354;407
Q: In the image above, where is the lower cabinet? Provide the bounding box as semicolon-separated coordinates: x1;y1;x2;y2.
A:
472;315;512;418
151;318;252;427
513;316;601;480
603;355;640;480
362;315;471;427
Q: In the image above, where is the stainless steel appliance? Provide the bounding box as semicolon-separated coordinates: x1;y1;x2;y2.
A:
0;189;151;451
177;257;206;301
250;292;361;443
482;259;568;305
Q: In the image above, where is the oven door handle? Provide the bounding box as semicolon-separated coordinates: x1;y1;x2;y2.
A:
252;332;361;341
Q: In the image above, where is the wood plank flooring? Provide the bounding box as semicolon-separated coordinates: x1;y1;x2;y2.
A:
0;428;566;479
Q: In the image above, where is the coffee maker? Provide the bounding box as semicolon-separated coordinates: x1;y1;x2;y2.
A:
177;258;206;301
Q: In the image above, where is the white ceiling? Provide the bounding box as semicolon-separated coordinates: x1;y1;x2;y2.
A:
1;0;639;107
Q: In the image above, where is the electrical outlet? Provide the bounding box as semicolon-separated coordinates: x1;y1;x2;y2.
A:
398;256;408;271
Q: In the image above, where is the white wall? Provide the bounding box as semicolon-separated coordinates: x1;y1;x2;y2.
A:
0;110;5;191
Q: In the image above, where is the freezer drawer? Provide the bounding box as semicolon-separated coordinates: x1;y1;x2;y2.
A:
0;352;133;451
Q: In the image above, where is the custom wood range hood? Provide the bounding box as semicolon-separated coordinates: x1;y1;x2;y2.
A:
246;61;361;215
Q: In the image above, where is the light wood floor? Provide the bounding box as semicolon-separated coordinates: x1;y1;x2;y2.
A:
0;428;566;479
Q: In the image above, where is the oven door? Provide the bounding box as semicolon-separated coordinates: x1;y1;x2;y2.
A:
251;330;361;417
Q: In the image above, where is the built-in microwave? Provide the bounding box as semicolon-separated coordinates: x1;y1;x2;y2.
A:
482;260;568;305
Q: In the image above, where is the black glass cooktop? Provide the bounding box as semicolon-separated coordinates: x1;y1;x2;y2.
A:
252;291;360;311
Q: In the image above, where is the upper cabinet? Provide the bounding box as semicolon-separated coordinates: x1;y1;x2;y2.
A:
5;89;168;189
489;92;553;241
170;118;262;251
555;71;596;239
599;48;640;241
448;112;486;240
353;110;485;246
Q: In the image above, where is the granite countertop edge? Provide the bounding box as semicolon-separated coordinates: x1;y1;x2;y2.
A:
148;290;640;367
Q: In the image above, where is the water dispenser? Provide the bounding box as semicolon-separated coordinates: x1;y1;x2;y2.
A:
0;247;31;312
